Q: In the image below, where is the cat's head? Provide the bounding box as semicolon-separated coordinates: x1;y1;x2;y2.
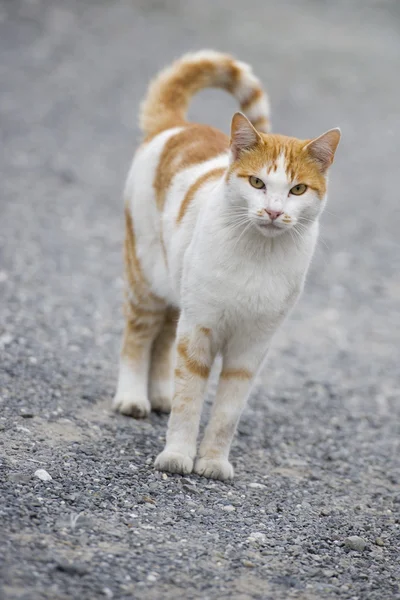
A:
226;113;340;238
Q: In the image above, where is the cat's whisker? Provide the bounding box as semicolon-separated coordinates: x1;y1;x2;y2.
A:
323;209;338;218
296;222;330;250
233;221;254;251
219;216;251;229
224;221;252;239
288;229;301;252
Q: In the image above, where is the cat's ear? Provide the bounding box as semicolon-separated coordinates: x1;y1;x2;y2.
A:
230;112;262;160
304;128;341;172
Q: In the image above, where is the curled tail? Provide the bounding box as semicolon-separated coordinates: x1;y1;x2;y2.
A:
140;50;270;138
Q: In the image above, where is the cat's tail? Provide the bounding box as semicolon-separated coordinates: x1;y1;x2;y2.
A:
139;50;270;138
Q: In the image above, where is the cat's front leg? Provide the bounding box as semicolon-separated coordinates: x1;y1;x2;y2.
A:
154;320;215;475
195;333;268;481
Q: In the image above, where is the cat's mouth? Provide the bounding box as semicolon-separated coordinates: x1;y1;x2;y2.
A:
254;220;287;237
257;221;280;229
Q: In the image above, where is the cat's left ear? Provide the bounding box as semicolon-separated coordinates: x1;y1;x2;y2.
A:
304;128;341;172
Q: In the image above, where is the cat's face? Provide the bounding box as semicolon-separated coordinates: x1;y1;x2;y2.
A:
227;113;340;238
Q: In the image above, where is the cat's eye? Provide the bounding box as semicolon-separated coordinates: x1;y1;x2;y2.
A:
290;183;308;196
249;176;265;189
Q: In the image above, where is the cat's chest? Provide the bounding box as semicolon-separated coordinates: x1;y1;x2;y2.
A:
220;262;298;312
188;255;302;322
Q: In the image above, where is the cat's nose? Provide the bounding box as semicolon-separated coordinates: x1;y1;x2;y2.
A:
265;209;283;221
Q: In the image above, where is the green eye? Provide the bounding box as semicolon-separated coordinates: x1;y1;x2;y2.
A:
249;176;265;189
290;183;308;196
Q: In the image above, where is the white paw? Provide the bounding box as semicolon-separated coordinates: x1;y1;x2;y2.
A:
194;457;234;481
112;393;151;419
150;395;171;413
154;450;194;475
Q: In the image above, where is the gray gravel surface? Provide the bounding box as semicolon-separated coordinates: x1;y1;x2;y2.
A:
1;1;400;599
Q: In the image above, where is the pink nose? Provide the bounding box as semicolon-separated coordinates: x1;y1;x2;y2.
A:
266;209;283;221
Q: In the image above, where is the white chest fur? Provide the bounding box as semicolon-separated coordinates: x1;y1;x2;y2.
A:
181;193;318;335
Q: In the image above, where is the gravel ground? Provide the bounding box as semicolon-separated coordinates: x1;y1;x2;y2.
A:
1;1;399;599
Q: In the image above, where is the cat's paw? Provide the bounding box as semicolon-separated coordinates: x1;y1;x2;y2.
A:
150;395;171;414
113;393;151;419
154;450;193;475
194;457;234;481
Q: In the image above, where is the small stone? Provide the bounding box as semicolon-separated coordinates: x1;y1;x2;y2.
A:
20;410;34;418
55;561;88;576
320;508;330;516
147;572;158;582
180;477;194;485
248;482;266;490
374;537;385;547
344;536;367;552
142;496;155;504
323;569;336;578
182;484;198;494
290;545;302;556
242;559;255;568
0;333;13;348
15;425;31;434
34;469;52;482
102;588;114;599
222;504;235;512
247;532;266;545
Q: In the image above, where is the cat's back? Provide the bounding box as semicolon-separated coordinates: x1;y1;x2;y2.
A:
125;123;230;303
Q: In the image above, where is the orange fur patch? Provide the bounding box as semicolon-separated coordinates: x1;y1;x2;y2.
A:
177;167;226;223
199;327;211;336
150;307;179;383
122;208;167;362
154;125;229;210
124;207;164;305
220;368;253;380
240;87;264;112
177;338;210;379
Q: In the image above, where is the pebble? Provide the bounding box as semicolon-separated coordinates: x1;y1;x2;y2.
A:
374;537;385;547
290;545;302;556
15;425;31;434
0;333;13;348
248;482;267;490
320;507;330;516
247;532;267;545
20;410;34;418
222;504;235;512
344;536;367;552
242;559;256;568
55;561;88;576
34;469;52;482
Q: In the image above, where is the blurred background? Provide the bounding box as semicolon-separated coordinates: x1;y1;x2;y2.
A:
1;2;400;599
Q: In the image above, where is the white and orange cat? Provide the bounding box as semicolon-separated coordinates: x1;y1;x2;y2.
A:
113;51;340;480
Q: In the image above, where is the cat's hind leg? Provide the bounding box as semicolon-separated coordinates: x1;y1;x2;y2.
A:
149;307;179;413
113;300;165;418
113;208;165;418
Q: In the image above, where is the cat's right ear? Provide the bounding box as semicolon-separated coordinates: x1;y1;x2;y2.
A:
230;112;262;161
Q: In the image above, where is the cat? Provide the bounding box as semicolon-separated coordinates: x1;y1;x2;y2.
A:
113;50;340;481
